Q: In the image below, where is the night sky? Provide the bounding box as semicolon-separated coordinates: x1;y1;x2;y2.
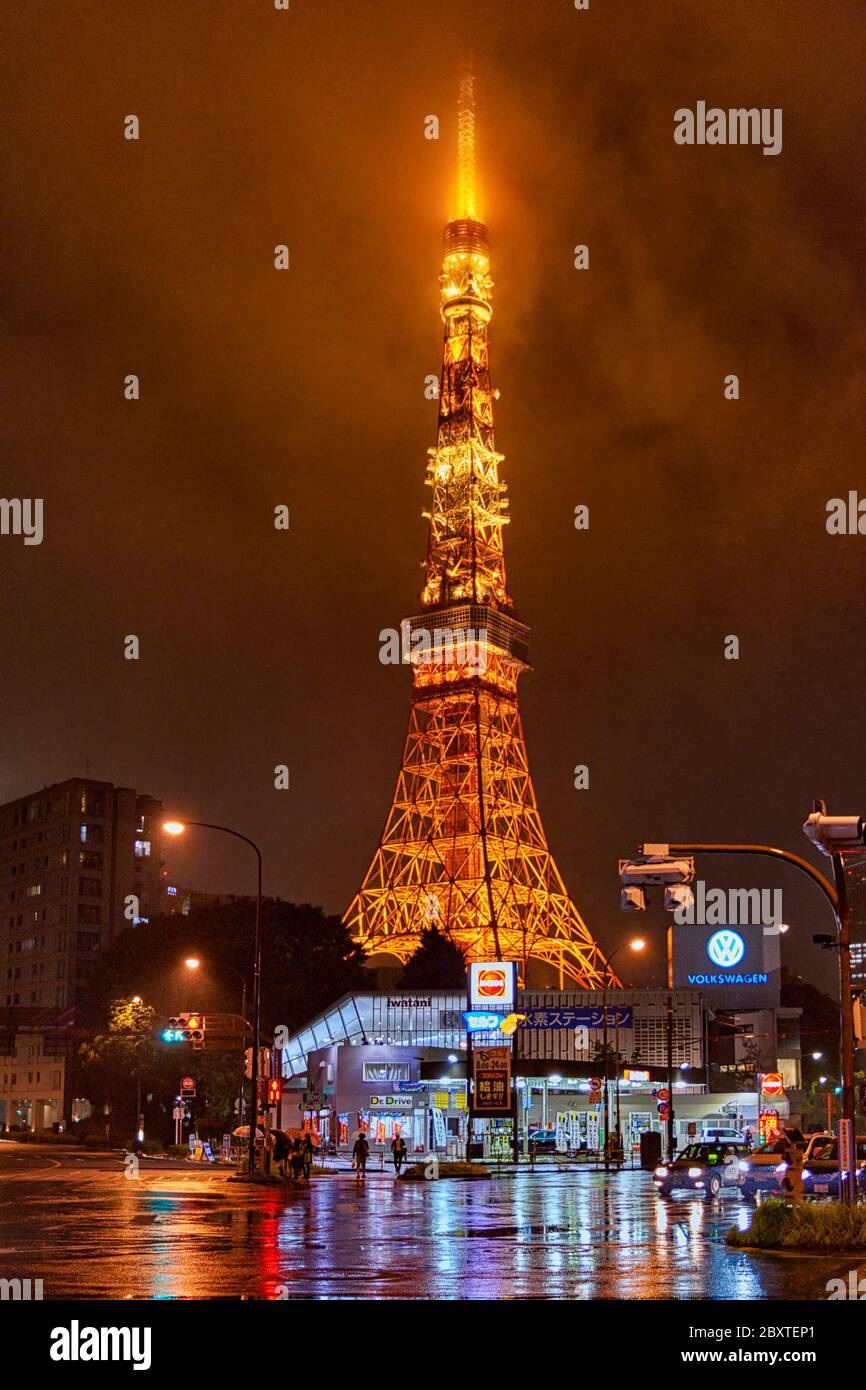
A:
3;1;865;995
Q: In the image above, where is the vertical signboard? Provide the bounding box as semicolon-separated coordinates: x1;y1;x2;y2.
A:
470;1046;512;1118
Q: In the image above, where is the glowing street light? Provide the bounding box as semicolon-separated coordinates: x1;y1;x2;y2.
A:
163;816;263;1177
603;937;647;1171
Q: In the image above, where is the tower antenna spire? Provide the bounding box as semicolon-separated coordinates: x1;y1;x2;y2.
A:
455;63;477;221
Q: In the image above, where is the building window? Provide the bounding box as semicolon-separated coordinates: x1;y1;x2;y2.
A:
362;1062;410;1082
26;884;41;897
78;878;102;898
134;840;151;858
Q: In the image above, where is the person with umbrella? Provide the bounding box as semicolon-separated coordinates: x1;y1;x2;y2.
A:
271;1128;291;1178
300;1131;314;1183
352;1130;370;1180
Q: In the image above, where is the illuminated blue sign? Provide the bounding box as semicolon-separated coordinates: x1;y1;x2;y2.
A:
521;1007;633;1030
707;929;745;967
463;1011;504;1034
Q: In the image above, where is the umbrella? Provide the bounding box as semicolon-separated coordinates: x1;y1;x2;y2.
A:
277;1126;324;1147
232;1125;264;1139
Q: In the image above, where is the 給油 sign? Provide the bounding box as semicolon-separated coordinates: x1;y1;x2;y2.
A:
470;1046;512;1118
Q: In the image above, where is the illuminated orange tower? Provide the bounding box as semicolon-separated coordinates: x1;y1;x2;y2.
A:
344;74;608;987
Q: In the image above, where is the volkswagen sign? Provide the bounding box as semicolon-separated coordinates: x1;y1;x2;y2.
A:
707;929;746;968
669;923;780;1008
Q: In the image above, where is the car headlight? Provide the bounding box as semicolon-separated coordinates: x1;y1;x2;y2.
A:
801;1169;812;1180
738;1161;750;1172
688;1166;703;1178
654;1166;668;1177
774;1162;788;1175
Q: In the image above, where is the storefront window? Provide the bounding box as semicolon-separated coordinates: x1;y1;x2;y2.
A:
362;1062;410;1082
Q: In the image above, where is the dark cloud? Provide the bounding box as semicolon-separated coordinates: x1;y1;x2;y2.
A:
3;0;865;992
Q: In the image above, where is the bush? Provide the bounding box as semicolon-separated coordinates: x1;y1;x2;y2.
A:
0;1128;83;1145
727;1198;866;1250
400;1160;490;1181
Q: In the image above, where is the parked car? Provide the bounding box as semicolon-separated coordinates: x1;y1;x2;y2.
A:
801;1137;866;1197
739;1131;832;1200
527;1130;558;1153
700;1126;745;1143
655;1141;751;1198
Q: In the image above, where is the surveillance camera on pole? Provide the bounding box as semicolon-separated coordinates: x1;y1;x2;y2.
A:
802;800;866;857
664;883;694;914
620;887;647;913
618;848;695;888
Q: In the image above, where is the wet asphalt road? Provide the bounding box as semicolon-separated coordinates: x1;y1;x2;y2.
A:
0;1143;860;1300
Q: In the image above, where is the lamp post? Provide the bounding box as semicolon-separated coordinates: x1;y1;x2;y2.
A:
602;938;645;1172
618;810;863;1200
183;956;249;1135
164;819;263;1177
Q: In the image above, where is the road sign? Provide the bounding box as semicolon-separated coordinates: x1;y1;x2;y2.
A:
760;1072;785;1098
657;1101;670;1118
656;1087;670;1102
180;1076;196;1099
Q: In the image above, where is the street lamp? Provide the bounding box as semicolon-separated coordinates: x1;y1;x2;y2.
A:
164;818;263;1177
183;954;249;1134
602;938;645;1171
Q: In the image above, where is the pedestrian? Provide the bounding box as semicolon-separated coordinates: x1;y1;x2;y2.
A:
290;1136;304;1181
352;1132;370;1180
390;1131;407;1175
743;1128;753;1150
272;1129;289;1178
301;1131;314;1183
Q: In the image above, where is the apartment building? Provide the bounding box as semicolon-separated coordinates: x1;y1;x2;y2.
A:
0;778;165;1126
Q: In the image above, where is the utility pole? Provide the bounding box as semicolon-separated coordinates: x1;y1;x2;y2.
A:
619;808;864;1201
666;991;675;1161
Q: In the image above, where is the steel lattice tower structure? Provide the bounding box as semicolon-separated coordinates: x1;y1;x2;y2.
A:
344;75;610;987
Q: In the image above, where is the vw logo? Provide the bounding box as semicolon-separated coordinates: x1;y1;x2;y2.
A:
707;929;745;968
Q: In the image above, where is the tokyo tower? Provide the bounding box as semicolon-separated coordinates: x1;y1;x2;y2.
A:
344;74;609;988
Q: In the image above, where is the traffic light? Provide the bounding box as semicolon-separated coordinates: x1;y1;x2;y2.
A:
162;1013;206;1048
267;1077;282;1106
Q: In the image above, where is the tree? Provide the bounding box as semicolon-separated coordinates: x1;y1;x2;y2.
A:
396;926;467;988
77;997;172;1143
82;898;368;1040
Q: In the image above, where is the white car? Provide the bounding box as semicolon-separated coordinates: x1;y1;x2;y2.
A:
700;1126;745;1144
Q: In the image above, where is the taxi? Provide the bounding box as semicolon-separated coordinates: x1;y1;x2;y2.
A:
654;1141;751;1198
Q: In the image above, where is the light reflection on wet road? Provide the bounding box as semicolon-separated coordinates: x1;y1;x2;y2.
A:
0;1146;858;1300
